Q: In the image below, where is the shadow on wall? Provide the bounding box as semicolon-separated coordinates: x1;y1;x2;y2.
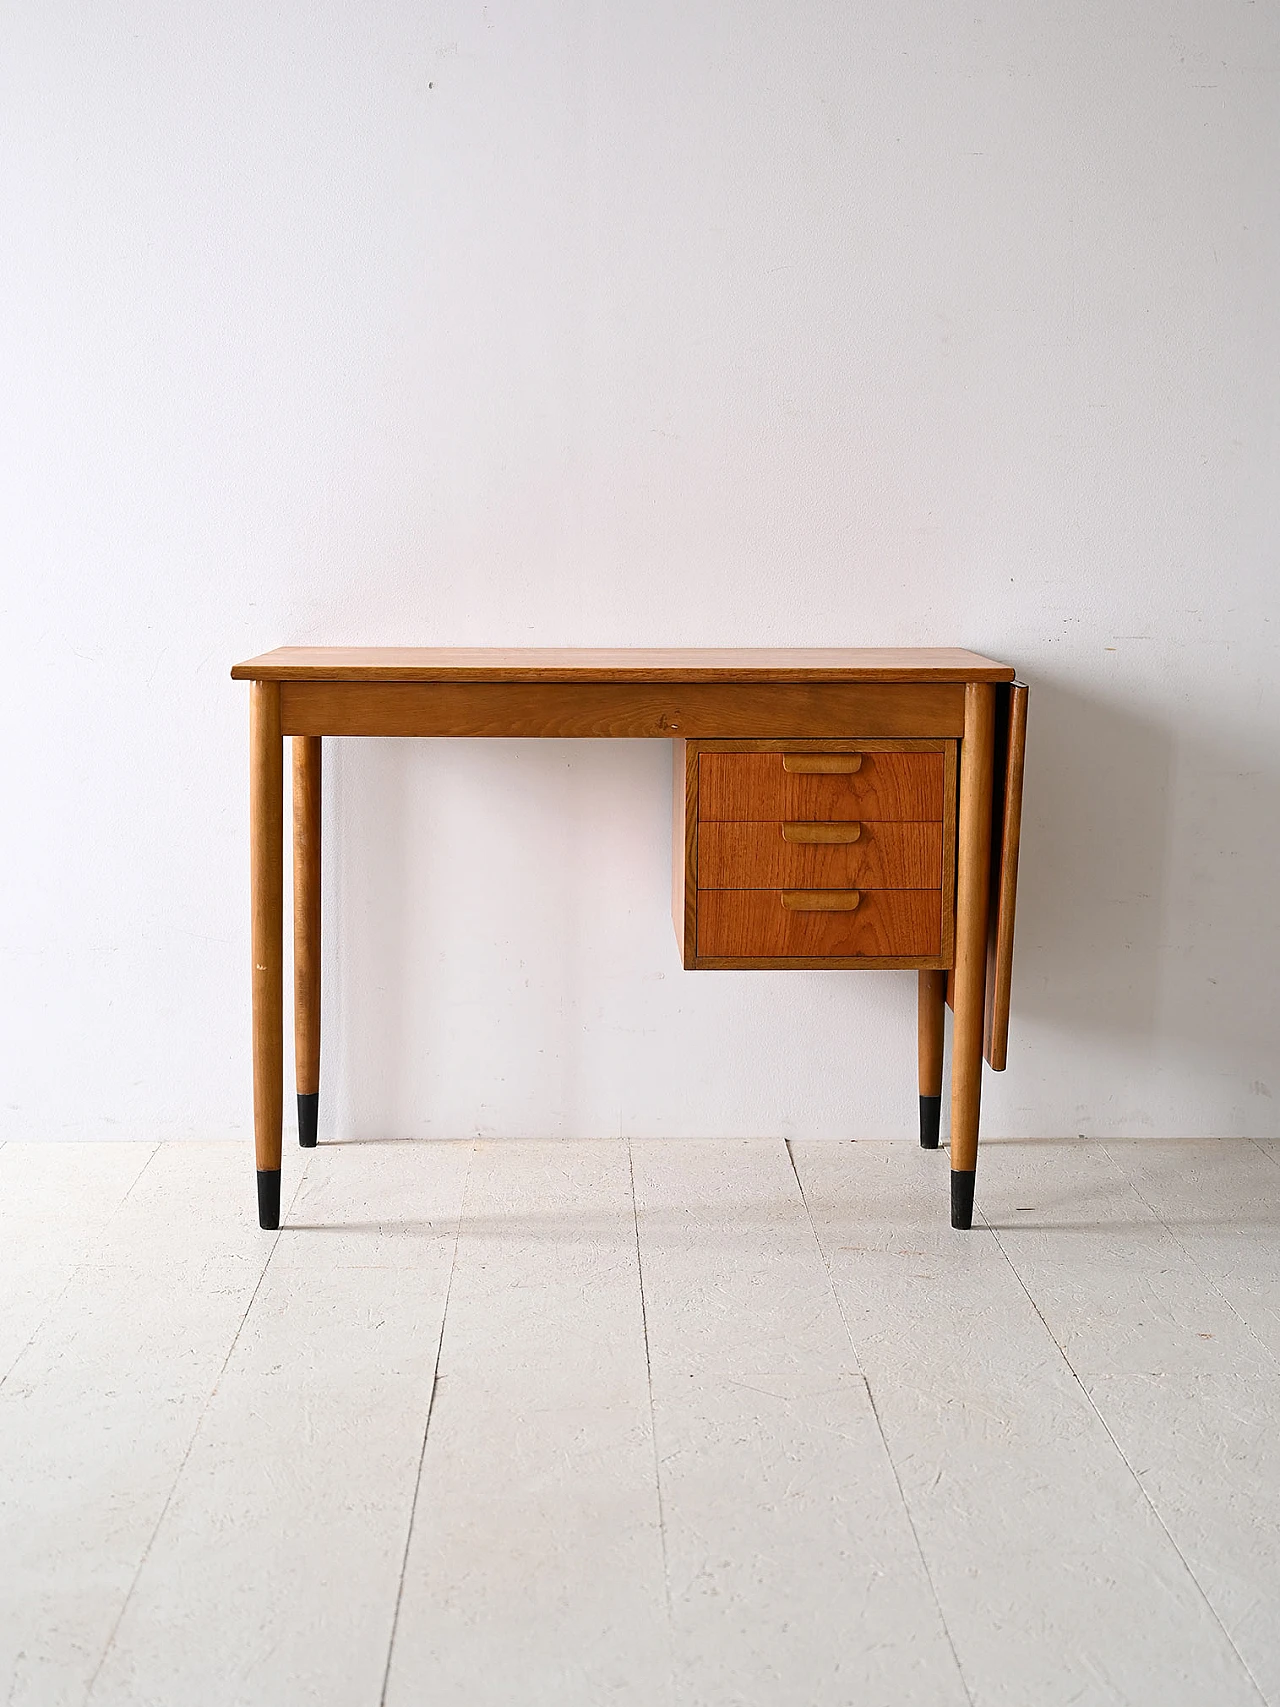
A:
1011;674;1280;1095
325;737;411;1142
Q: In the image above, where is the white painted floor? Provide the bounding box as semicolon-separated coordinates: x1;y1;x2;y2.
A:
2;1137;1279;1707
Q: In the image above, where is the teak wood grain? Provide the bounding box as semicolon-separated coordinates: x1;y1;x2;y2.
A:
278;681;965;740
292;737;321;1100
918;970;948;1100
697;821;943;891
698;751;946;822
249;684;283;1178
673;739;957;970
233;646;1017;683
697;889;941;959
672;740;697;966
949;683;997;1190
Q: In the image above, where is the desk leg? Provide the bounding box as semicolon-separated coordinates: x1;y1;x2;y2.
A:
293;737;321;1148
250;683;284;1229
917;970;947;1148
949;682;995;1228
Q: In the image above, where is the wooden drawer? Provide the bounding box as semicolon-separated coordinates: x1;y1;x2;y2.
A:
698;751;944;822
697;820;943;890
697;889;942;959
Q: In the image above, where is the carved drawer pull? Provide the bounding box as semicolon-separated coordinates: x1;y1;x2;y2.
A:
781;822;862;845
780;890;861;912
782;754;863;774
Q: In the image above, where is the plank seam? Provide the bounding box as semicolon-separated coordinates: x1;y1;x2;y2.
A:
0;1143;162;1395
379;1141;474;1707
627;1138;675;1634
783;1140;975;1707
84;1156;309;1700
1100;1141;1280;1376
983;1205;1269;1706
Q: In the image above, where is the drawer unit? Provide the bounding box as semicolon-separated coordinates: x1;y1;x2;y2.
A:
674;739;956;970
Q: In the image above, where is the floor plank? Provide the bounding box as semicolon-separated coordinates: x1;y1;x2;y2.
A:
0;1142;157;1381
631;1138;967;1707
1104;1138;1280;1365
3;1137;1278;1707
985;1138;1280;1703
0;1143;276;1707
792;1139;1264;1707
87;1140;473;1707
384;1140;670;1707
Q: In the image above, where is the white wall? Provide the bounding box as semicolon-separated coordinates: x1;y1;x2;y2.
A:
2;2;1276;1144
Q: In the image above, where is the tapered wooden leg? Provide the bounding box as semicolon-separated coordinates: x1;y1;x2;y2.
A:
949;682;996;1228
917;970;947;1148
293;736;322;1149
250;682;284;1229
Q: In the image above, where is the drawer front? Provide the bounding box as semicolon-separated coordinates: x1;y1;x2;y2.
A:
697;820;943;890
698;751;944;822
697;889;942;959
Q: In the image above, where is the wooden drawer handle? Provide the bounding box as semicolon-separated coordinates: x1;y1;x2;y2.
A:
780;890;861;912
782;753;863;774
781;822;862;844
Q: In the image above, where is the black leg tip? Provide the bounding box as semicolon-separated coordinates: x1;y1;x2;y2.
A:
297;1091;318;1149
950;1169;976;1230
257;1169;281;1230
919;1095;941;1149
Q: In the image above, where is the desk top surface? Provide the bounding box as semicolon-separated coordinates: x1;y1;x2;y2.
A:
232;647;1015;683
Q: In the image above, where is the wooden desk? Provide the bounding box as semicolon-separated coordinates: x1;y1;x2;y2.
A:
230;649;1027;1231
